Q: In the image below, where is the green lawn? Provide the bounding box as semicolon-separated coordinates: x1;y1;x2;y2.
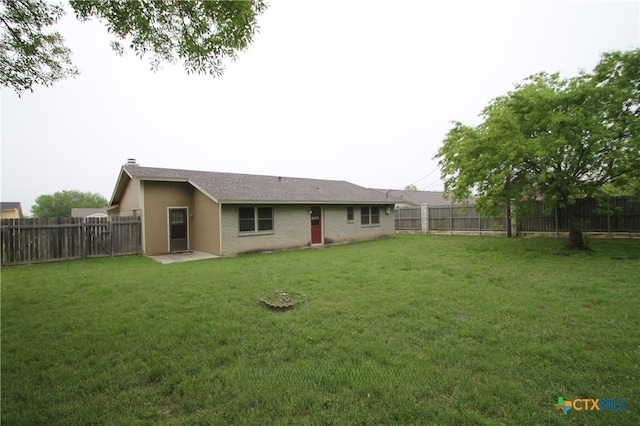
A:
2;235;639;425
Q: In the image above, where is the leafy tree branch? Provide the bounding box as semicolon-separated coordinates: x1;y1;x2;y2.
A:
1;0;267;94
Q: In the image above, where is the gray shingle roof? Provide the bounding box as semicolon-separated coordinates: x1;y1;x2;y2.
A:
71;208;108;218
123;166;394;204
372;189;473;206
1;202;22;210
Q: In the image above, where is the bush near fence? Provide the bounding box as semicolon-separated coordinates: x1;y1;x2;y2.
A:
395;197;640;238
1;216;142;266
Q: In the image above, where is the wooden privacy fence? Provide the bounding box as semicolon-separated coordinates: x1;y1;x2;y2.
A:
394;205;508;233
395;196;640;237
428;205;508;233
394;207;421;230
1;216;142;266
518;197;640;234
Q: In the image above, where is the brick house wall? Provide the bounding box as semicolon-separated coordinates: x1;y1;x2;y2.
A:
220;204;395;256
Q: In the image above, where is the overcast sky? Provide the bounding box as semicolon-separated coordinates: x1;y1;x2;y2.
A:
1;0;638;214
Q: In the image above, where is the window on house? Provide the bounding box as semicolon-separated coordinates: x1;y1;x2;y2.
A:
347;206;354;222
371;206;380;224
239;207;256;232
257;207;273;231
239;207;274;232
361;206;370;225
361;206;380;226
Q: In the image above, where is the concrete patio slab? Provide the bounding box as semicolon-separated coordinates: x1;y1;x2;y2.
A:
148;250;220;264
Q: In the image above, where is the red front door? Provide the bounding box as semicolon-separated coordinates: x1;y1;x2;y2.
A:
310;206;322;244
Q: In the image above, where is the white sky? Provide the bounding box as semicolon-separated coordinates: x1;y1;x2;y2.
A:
1;0;639;214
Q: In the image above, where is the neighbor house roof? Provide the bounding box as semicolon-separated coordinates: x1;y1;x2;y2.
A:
1;202;22;211
1;202;24;218
71;208;108;218
111;166;395;205
373;189;474;207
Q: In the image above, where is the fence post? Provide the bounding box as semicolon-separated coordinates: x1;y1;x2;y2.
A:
110;221;115;257
555;207;559;238
82;220;87;260
1;225;6;267
421;204;429;234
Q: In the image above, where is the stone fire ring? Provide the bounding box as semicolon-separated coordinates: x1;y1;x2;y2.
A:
260;291;307;310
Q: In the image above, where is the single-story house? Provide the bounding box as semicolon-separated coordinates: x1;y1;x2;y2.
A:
1;202;24;219
108;161;396;256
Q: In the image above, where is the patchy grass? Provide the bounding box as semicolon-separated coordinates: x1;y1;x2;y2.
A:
2;235;639;424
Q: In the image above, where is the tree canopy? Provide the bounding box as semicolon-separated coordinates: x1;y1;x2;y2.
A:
1;0;267;94
435;49;640;248
31;190;107;218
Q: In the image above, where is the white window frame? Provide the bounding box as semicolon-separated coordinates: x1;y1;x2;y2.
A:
360;206;381;227
238;206;274;234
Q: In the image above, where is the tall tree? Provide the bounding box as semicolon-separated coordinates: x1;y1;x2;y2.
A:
435;49;640;249
1;0;267;94
31;190;107;218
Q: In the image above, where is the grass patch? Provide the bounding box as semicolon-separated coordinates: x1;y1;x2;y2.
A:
2;235;639;424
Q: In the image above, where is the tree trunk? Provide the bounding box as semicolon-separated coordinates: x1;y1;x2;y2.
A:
504;177;512;238
566;204;588;250
568;226;585;250
506;201;512;238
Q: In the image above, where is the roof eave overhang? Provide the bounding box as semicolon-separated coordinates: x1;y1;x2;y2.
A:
143;177;190;183
219;200;396;205
188;180;220;203
109;167;132;206
111;168;195;205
